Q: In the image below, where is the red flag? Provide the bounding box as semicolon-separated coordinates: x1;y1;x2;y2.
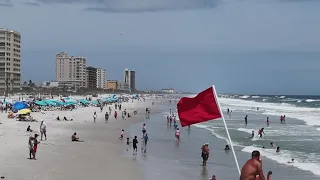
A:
177;87;222;127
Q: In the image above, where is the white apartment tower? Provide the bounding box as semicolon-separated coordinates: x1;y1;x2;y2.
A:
56;52;87;89
96;68;106;89
0;28;21;91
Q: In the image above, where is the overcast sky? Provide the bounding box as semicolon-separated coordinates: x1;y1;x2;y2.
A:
1;0;320;94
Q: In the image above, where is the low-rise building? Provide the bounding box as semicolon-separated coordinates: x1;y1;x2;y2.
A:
106;80;118;90
161;88;175;93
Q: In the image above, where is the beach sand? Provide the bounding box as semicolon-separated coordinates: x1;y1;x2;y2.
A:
0;100;149;180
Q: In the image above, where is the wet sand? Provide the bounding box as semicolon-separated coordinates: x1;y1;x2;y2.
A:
0;100;148;180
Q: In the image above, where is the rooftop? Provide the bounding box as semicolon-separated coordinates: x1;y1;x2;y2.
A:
0;28;20;34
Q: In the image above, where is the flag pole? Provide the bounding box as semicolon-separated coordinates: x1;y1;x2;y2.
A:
212;85;241;175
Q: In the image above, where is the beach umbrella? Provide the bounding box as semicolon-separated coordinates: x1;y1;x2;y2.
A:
13;102;28;110
17;108;31;115
79;99;89;104
35;101;47;106
43;100;56;106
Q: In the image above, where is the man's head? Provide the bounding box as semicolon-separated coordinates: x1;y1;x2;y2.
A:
34;134;39;138
210;175;216;180
251;150;260;160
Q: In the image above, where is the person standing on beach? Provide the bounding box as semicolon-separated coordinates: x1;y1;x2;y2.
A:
29;134;39;160
93;112;97;123
201;143;210;166
40;120;47;141
240;150;265;180
266;117;270;126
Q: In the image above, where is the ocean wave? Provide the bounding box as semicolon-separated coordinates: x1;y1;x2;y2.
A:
219;97;320;126
305;99;320;102
251;96;260;98
240;95;250;99
241;146;320;176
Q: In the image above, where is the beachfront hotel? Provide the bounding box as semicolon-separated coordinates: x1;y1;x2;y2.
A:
0;28;22;91
56;52;87;89
124;68;136;91
96;68;106;89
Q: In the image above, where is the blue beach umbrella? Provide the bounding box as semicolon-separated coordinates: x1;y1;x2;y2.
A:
13;102;28;110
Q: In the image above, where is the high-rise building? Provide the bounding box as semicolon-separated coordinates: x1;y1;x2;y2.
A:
96;68;106;89
56;52;87;89
0;28;22;91
124;68;136;91
86;66;97;88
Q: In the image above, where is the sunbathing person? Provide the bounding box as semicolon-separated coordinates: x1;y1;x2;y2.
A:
71;132;84;142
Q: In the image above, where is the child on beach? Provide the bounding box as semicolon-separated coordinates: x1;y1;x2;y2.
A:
267;171;272;180
93;112;97;123
119;130;124;140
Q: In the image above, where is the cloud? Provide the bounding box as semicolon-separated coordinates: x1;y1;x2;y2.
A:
35;0;219;13
0;0;13;7
23;2;41;6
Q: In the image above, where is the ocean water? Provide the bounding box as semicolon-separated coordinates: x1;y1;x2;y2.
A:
169;95;320;177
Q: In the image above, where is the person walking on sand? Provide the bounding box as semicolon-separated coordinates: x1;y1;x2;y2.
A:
201;143;210;166
29;134;39;160
240;150;265;180
93;112;97;123
132;136;138;155
114;111;118;120
142;123;147;136
40;120;47;141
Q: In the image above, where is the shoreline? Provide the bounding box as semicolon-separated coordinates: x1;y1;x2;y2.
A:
0;100;150;180
124;100;320;180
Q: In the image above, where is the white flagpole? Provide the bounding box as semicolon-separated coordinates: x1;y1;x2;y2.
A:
212;85;241;175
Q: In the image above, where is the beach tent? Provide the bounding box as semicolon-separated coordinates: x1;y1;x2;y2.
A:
13;102;28;110
50;100;65;106
17;108;31;115
79;99;89;104
35;101;47;106
65;101;77;105
43;100;56;106
90;101;99;105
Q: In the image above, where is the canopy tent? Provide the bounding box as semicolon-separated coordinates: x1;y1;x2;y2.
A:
13;102;28;110
35;101;47;106
17;108;31;115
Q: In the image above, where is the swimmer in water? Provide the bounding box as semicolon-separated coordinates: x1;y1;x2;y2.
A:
287;158;294;163
251;131;254;138
266;117;270;126
270;142;275;147
276;146;280;153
